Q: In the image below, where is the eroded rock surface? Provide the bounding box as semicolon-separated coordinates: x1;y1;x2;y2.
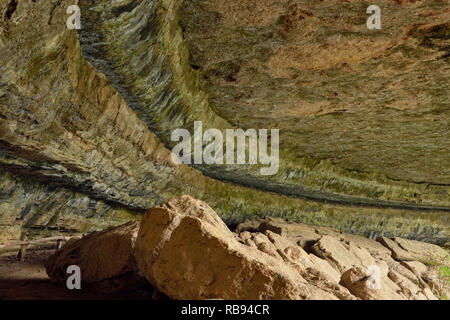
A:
236;216;449;300
0;0;448;245
134;196;340;300
45;220;145;293
47;196;448;300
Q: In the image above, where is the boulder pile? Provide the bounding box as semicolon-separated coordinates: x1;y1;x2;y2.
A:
46;196;449;300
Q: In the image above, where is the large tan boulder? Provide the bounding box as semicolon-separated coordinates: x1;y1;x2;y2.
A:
45;221;141;288
307;254;342;284
134;196;337;300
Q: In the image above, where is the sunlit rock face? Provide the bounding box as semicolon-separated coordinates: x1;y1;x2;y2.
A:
0;0;448;244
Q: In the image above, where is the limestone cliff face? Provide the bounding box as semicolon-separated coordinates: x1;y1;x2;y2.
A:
0;0;448;244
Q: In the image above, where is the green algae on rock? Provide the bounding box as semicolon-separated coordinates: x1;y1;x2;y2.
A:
0;0;448;244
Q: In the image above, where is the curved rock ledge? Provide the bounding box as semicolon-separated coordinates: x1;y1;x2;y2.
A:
0;0;448;244
77;0;450;208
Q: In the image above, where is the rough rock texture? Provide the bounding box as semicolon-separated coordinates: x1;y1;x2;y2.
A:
237;217;449;300
45;220;144;292
392;237;449;262
182;0;450;188
45;196;448;299
134;196;340;300
0;0;449;245
340;267;406;300
377;237;416;261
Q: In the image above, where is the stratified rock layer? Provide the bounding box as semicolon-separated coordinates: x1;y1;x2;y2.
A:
0;0;449;244
182;0;450;187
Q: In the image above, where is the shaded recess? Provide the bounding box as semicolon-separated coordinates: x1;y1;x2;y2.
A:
77;0;450;208
0;0;448;244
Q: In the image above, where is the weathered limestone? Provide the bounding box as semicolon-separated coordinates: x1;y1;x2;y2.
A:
378;236;450;266
312;236;376;274
393;237;449;263
0;0;449;246
238;217;444;300
401;261;429;279
339;233;392;258
134;196;336;300
340;267;406;300
377;237;416;261
44;197;446;300
46;221;142;288
387;269;428;300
